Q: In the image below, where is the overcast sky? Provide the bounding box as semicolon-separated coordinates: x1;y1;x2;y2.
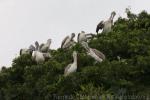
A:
0;0;149;67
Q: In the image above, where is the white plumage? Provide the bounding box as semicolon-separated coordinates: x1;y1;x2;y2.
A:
78;31;87;43
32;51;45;63
78;31;95;43
64;51;77;76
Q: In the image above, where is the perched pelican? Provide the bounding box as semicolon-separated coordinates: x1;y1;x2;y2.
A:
96;11;116;34
32;41;51;63
77;31;95;43
81;42;105;62
61;33;76;49
64;51;77;76
32;51;45;63
20;45;35;55
39;39;51;53
20;48;31;55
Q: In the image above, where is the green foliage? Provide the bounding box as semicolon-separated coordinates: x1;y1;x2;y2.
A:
0;10;150;99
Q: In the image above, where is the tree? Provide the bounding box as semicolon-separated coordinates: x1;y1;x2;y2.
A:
0;10;150;100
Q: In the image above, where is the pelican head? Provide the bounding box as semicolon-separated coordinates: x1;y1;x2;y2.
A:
47;39;51;43
71;33;75;39
81;42;90;51
111;11;116;16
81;31;85;33
111;11;116;20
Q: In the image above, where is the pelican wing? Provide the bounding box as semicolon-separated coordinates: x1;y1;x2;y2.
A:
92;49;105;60
29;45;35;51
61;36;69;48
64;64;72;74
35;41;40;50
96;21;104;33
39;43;45;51
39;43;44;48
77;33;80;42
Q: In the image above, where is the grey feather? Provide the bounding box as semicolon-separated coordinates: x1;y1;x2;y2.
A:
96;21;104;33
29;45;35;51
77;33;80;43
61;36;69;48
92;49;105;60
20;49;23;55
35;41;40;50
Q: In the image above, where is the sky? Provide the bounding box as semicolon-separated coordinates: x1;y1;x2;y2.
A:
0;0;149;67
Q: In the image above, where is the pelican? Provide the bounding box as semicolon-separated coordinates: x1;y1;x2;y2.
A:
39;39;51;53
20;48;31;55
20;45;35;55
81;42;105;62
77;31;95;43
32;51;51;63
32;41;51;63
32;50;45;63
61;33;76;49
96;11;116;34
64;51;77;76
